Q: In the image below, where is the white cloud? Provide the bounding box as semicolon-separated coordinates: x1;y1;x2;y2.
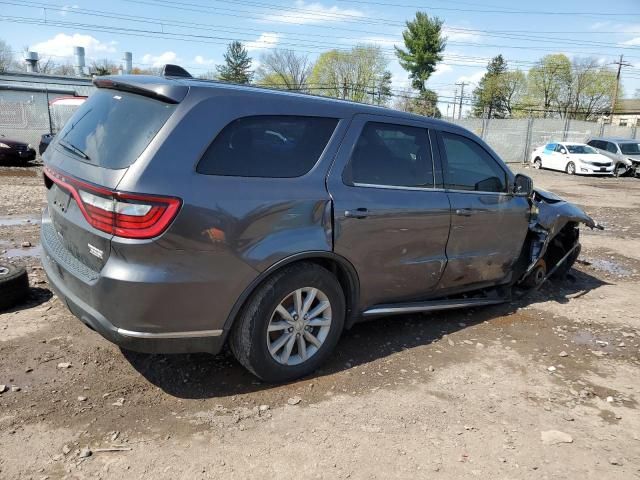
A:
443;27;482;43
246;32;280;51
360;36;398;48
30;33;117;58
621;37;640;46
59;4;79;16
456;70;485;87
263;0;363;25
433;64;453;76
142;51;179;68
194;55;216;66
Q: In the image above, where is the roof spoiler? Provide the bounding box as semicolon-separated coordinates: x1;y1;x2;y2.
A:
161;64;192;78
93;75;189;104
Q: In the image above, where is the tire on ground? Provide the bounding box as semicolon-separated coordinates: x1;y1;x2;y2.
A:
0;263;29;311
229;262;345;383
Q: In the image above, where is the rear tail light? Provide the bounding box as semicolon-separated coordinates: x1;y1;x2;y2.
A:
44;166;181;239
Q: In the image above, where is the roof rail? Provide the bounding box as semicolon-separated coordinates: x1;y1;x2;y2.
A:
161;64;192;78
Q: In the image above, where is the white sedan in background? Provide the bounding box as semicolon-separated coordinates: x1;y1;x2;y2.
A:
530;142;614;175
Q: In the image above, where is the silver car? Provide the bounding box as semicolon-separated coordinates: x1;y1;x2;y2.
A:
586;137;640;177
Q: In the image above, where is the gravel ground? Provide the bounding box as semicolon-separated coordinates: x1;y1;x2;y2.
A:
0;163;639;480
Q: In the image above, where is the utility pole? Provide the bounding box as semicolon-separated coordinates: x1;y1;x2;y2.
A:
451;88;458;121
455;81;468;120
610;54;632;123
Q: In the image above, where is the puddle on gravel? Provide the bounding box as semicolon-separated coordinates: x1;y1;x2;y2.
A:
0;243;43;259
570;329;616;353
0;214;41;227
580;258;632;277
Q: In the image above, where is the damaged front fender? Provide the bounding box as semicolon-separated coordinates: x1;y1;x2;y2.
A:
521;189;602;284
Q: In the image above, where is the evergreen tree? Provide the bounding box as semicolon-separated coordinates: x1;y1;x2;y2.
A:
217;41;253;84
395;12;446;92
473;55;509;118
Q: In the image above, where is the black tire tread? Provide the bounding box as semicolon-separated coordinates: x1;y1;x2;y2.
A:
0;263;29;311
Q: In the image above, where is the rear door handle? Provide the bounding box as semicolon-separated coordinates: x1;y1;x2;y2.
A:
455;208;474;217
344;208;369;219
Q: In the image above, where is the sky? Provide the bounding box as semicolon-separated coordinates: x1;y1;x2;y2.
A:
1;0;640;116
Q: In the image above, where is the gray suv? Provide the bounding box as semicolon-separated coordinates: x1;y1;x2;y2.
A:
41;69;596;382
586;137;640;177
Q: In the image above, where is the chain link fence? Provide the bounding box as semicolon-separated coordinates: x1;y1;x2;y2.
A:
2;78;639;164
0;75;94;157
450;117;639;163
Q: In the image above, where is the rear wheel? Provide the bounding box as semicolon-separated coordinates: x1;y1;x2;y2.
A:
229;262;345;383
0;263;29;311
533;157;542;169
566;162;576;175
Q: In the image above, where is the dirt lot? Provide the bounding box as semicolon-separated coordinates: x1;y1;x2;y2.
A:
1;163;639;480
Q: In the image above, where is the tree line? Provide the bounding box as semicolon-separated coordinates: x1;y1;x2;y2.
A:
472;54;619;121
0;11;622;120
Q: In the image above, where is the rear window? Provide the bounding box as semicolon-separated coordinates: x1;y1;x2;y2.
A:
197;115;338;178
55;90;176;169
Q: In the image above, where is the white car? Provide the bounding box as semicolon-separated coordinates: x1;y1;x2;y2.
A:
530;142;614;175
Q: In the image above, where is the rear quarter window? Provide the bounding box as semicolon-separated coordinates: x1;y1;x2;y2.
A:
197;115;338;178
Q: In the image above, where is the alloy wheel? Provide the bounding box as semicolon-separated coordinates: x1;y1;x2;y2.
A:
266;287;332;366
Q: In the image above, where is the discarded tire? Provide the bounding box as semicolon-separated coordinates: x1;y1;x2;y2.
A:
0;263;29;311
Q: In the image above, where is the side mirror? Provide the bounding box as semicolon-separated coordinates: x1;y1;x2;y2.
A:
560;148;567;154
513;174;533;197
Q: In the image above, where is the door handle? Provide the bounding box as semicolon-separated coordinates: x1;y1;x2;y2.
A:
455;208;473;217
344;208;369;219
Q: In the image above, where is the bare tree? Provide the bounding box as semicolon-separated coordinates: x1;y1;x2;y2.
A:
0;39;16;72
255;49;311;91
90;59;118;76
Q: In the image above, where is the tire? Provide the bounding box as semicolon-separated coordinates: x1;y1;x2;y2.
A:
566;162;576;175
0;263;29;311
533;157;542;169
229;262;345;383
522;259;546;289
551;244;581;279
614;163;627;177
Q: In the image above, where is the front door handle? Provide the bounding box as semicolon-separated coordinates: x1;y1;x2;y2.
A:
344;208;369;219
455;208;473;217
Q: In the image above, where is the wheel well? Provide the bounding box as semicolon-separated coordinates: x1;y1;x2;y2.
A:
223;254;360;334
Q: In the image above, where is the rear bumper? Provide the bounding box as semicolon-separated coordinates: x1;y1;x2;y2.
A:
41;210;227;355
43;254;222;354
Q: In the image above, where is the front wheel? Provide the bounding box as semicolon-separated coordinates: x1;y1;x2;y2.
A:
566;162;576;175
533;157;542;169
229;262;345;383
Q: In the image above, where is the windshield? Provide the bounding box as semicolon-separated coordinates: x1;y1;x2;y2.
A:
619;143;640;155
56;90;176;169
566;145;597;154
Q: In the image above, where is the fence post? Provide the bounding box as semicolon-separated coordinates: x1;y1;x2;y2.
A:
562;117;570;141
598;121;605;137
523;117;534;164
45;88;53;135
632;125;637;139
481;117;489;140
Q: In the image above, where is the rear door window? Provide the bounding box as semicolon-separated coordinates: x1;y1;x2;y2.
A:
440;132;507;193
344;122;433;188
197;116;338;178
55;90;176;169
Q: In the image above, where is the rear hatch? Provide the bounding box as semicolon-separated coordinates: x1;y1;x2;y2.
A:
43;83;181;273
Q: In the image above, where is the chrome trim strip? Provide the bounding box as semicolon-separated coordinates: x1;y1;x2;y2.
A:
362;298;505;317
116;328;223;339
352;182;438;192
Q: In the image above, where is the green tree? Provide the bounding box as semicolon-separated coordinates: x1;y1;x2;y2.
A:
503;70;527;117
395;12;446;92
525;54;572;117
309;45;390;104
376;70;393;106
472;55;509;118
394;88;441;117
255;49;311;91
217;41;252;84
